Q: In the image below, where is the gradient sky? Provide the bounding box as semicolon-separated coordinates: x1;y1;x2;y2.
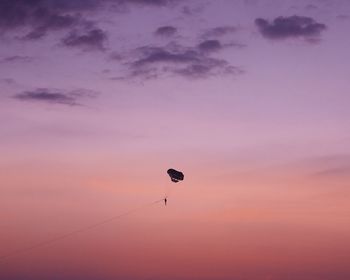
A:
1;0;350;279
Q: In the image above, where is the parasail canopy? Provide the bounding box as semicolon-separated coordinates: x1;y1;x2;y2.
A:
167;168;184;183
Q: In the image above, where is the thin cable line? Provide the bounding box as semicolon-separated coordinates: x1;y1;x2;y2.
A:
0;198;165;262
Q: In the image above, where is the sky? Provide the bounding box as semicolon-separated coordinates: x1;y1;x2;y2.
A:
0;0;350;279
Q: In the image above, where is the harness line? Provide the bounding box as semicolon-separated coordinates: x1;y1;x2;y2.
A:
0;198;165;262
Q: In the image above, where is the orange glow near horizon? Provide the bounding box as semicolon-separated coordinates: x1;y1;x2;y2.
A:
1;158;349;279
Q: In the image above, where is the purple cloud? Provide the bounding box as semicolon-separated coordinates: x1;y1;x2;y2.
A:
13;88;98;106
0;0;178;32
0;56;33;63
201;26;238;39
132;46;199;66
112;41;242;80
0;78;16;85
197;40;222;53
0;0;177;46
337;14;350;21
255;15;326;42
62;28;107;51
14;89;77;106
0;0;89;39
305;4;318;11
311;155;350;178
120;0;178;6
155;26;177;37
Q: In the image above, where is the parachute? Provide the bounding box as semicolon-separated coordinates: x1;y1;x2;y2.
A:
167;168;184;183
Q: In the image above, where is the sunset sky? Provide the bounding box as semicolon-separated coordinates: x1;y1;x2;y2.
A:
1;0;350;279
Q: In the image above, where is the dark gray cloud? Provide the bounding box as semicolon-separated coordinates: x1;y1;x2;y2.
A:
0;56;33;63
113;41;242;80
23;27;47;40
116;66;159;80
119;0;177;6
14;89;77;106
174;60;240;79
155;26;177;37
201;26;238;39
0;0;176;45
255;15;326;41
198;40;222;53
13;88;98;106
0;0;90;39
0;0;178;30
132;46;199;66
62;28;107;51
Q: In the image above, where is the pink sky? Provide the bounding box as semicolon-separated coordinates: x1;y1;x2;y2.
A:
1;0;350;279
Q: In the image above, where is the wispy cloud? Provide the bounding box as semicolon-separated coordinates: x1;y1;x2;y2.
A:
0;78;16;85
0;55;33;63
62;28;107;51
311;155;350;178
13;88;98;106
314;167;350;177
305;4;318;11
111;41;243;80
201;26;238;39
337;14;350;21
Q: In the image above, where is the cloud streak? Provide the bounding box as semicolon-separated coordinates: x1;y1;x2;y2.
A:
201;26;238;39
13;88;98;106
311;155;350;178
0;56;33;63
